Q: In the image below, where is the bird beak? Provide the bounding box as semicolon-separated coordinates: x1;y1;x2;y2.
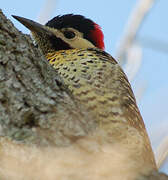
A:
12;15;53;36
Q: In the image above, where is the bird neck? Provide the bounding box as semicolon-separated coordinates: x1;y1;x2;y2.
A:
45;48;88;66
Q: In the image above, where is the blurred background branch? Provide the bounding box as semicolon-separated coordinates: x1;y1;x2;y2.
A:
37;0;57;24
116;0;156;65
115;0;168;169
156;136;168;168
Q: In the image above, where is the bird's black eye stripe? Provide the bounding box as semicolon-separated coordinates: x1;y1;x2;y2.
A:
63;31;76;39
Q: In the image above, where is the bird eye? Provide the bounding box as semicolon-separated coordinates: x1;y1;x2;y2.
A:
63;31;76;39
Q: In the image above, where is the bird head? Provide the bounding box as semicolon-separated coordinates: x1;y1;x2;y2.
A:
12;14;104;55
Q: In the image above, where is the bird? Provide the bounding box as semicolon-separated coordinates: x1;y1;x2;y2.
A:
12;14;158;179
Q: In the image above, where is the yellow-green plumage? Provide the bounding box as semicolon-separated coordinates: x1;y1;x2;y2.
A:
46;48;143;128
46;48;156;170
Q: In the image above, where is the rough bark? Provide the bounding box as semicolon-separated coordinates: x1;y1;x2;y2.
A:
0;10;95;146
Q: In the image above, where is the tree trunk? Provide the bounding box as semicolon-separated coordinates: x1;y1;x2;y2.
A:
0;10;95;146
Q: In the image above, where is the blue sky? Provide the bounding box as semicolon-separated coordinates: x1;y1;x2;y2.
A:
1;0;168;172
